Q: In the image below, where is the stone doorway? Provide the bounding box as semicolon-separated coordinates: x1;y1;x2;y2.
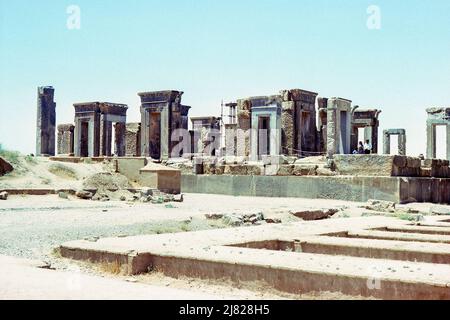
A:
258;116;271;158
80;122;89;157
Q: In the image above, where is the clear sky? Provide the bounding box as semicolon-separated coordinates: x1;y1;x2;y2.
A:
1;0;449;156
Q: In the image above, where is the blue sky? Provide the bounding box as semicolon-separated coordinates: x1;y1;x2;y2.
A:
1;0;449;156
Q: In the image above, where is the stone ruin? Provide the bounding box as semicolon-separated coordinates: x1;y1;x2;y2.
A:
190;116;221;157
383;129;407;156
351;108;381;154
57;124;75;155
36;86;56;156
426;107;450;160
138;90;189;160
73;102;128;157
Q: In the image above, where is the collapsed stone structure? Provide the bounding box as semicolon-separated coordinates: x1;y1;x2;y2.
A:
125;123;141;157
57;124;75;155
426;107;450;160
383;129;406;156
73;102;128;157
36;86;56;156
191;116;221;156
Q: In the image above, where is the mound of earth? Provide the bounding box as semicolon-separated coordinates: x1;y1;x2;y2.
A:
82;172;131;191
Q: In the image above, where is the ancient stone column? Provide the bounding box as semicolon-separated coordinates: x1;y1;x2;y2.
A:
426;122;436;159
383;130;391;154
398;133;407;156
36;86;56;156
281;101;295;156
57;124;74;155
326;103;337;158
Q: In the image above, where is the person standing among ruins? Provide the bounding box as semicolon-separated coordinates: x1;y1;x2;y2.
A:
358;141;365;154
364;140;372;154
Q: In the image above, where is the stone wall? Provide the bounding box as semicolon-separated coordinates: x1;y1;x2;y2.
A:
333;155;423;177
125;123;141;156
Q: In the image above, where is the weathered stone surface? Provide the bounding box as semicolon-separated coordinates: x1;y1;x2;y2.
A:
429;206;450;216
292;164;318;176
0;191;8;200
0;157;14;176
36;86;56;156
76;190;93;200
364;199;396;213
290;208;338;220
333;155;421;177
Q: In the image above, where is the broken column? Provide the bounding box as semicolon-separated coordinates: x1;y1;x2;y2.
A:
426;108;450;160
191;117;221;156
383;129;406;156
57;124;75;155
36;86;56;156
326;97;352;158
125;123;141;156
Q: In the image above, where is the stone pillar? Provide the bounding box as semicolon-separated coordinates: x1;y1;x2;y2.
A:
281;101;295;155
99;115;112;156
398;133;407;156
161;107;170;160
447;124;450;161
426;123;436;159
326;104;337;158
36;86;56;156
88;119;95;157
57;124;74;155
371;124;379;154
383;130;390;154
140;108;149;157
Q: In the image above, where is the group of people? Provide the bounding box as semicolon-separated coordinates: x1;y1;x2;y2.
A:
353;140;372;155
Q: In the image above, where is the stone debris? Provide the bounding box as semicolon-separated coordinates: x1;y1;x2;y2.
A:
0;157;14;176
204;213;224;220
363;199;396;213
75;190;93;200
0;191;8;200
290;208;339;221
429;205;450;216
221;212;265;226
58;192;69;199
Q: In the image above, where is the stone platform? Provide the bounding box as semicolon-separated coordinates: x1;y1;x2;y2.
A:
181;175;450;204
59;216;450;299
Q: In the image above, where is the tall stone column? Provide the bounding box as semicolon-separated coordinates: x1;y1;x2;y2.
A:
326;106;337;158
281;102;294;155
36;86;56;156
426;123;436;159
398;133;407;156
383;131;390;154
160;106;170;160
447;124;450;160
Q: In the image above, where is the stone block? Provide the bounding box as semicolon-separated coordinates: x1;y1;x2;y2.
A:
0;157;14;176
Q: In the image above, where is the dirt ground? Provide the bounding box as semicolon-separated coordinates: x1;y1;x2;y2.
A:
1;192;444;300
0;156;448;300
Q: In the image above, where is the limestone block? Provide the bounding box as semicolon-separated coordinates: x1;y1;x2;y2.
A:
224;165;248;175
292;164;318;176
277;165;294;176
